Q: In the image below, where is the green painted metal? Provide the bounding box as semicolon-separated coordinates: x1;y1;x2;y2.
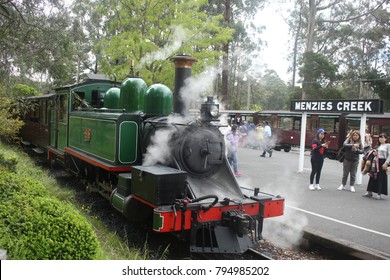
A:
68;111;141;165
69;115;117;162
57;122;68;150
119;121;138;163
153;212;164;231
104;87;121;109
50;110;56;146
71;83;118;108
111;192;125;213
119;77;147;112
144;84;173;115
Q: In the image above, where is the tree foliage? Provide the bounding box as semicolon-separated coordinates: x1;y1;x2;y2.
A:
92;0;234;89
289;0;390;105
10;84;39;98
0;97;24;142
253;70;289;110
0;0;76;87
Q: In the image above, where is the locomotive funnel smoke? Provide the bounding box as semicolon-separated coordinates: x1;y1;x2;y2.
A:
139;26;188;68
179;66;218;115
143;127;175;166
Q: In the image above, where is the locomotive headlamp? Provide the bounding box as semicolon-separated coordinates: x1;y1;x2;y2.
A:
201;96;219;122
210;105;219;117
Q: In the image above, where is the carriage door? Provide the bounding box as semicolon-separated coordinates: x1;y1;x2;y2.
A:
50;93;69;150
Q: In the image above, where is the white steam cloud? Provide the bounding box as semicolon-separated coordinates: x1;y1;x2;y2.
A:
179;66;218;113
142;64;222;166
139;26;188;67
142;127;175;166
237;168;309;249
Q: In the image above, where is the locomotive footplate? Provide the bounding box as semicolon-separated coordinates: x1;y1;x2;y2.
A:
152;193;284;253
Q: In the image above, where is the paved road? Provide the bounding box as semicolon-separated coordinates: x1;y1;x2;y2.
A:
235;147;390;258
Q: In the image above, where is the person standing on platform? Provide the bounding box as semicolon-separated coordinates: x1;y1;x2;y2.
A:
260;121;272;157
309;128;329;190
337;131;364;193
226;124;242;177
364;128;373;155
362;133;390;200
238;122;248;147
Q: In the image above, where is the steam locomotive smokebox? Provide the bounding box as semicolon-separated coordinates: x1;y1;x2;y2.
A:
132;165;187;205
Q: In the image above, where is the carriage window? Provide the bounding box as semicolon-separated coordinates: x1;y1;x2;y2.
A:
319;118;338;133
40;100;48;125
278;117;301;130
91;90;104;108
258;116;272;126
293;118;301;130
372;124;379;136
30;105;39;122
381;125;390;136
59;95;68;123
346;119;360;132
72;92;85;110
310;120;317;131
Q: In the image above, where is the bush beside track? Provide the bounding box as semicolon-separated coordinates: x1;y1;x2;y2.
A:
0;148;99;259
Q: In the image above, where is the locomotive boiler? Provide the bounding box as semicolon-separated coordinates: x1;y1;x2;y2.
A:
20;55;285;254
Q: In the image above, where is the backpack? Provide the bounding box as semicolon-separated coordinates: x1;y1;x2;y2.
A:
361;149;376;175
336;146;345;163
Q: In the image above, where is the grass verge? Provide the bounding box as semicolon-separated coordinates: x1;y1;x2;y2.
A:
0;142;150;260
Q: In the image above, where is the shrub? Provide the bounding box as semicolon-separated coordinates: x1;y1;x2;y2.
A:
0;171;47;201
0;172;99;259
0;97;25;142
0;151;18;173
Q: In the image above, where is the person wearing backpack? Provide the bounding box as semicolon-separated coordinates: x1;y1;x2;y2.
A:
337;131;363;193
309;128;330;190
362;133;390;200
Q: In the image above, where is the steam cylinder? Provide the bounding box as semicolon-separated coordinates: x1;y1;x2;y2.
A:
104;87;120;109
119;77;147;112
144;84;173;115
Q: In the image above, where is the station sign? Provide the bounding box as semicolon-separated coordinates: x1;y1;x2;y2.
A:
290;99;383;114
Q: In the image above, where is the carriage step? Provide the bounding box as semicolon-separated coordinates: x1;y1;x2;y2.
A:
32;147;45;154
21;140;30;146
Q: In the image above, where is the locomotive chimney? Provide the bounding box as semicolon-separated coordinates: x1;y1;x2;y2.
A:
169;55;197;115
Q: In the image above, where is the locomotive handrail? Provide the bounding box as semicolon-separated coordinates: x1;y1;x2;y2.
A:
190;195;219;211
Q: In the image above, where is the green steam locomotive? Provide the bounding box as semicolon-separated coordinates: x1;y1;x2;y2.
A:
20;55;284;254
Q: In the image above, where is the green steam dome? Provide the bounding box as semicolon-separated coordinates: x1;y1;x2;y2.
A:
144;84;173;115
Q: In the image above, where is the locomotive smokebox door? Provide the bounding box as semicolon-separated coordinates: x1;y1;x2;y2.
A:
132;165;187;205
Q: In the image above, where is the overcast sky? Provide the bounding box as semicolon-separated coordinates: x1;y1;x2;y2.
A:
255;0;292;83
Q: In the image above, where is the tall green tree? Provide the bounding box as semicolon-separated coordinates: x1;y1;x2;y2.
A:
92;0;233;89
204;0;266;108
0;0;77;87
288;0;389;100
252;70;289;110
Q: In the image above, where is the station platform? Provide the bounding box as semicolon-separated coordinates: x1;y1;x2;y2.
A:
235;147;390;259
